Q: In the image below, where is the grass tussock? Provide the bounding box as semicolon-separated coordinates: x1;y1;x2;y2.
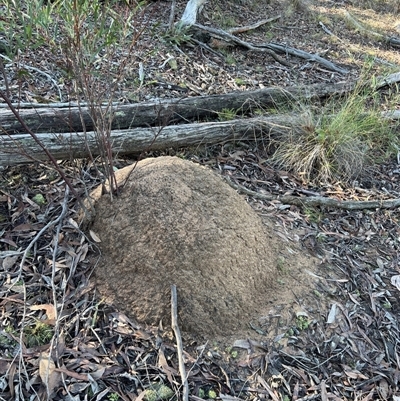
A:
270;77;399;184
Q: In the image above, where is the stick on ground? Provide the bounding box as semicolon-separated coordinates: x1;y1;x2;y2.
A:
171;285;189;401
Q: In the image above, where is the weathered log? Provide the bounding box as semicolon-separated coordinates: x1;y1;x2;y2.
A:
0;82;355;134
0;114;301;166
225;177;400;211
344;11;400;49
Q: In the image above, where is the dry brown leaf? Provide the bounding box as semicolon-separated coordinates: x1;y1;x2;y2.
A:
13;223;34;231
39;353;55;382
390;275;400;291
39;353;61;396
30;304;57;320
257;375;280;401
344;369;368;380
89;230;101;243
321;380;328;401
5;283;25;293
0;359;11;375
68;217;79;229
78;243;89;262
158;347;174;385
89;366;106;380
378;379;389;399
7;361;16;399
232;339;252;350
2;255;18;270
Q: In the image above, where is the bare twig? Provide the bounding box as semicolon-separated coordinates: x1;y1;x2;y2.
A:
227;16;281;34
0;57;10;98
42;186;70;398
171;285;189;401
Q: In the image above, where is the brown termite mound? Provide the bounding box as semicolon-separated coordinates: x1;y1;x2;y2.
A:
92;156;318;338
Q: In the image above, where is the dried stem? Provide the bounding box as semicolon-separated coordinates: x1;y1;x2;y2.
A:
171;285;189;401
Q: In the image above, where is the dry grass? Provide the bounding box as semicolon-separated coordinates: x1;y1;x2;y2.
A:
269;76;399;184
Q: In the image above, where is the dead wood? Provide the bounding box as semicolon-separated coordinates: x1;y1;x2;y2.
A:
170;285;189;401
376;71;400;89
191;24;349;73
191;23;291;67
260;42;349;74
344;11;400;48
227;16;281;35
225;177;400;210
0;82;355;135
0;114;301;166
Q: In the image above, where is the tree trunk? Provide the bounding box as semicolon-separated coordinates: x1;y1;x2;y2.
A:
0;114;301;166
0;82;354;135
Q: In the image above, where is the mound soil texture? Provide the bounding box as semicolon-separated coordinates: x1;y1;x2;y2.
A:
92;156;317;338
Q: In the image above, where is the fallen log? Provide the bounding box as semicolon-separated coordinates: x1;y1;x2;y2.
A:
225;177;400;211
0;82;355;134
344;11;400;49
0;114;301;166
192;24;349;73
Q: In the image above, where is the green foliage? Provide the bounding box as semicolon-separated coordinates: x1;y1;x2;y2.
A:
0;0;142;96
220;15;238;30
234;77;246;86
197;388;217;399
142;384;174;401
0;0;54;55
162;25;192;47
107;393;120;401
304;206;323;224
225;346;238;358
217;108;237;121
296;315;310;331
0;326;18;354
24;321;53;347
32;193;46;205
1;0;146;190
223;51;237;65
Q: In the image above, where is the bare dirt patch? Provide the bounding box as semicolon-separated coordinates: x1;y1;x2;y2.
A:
92;156;323;339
